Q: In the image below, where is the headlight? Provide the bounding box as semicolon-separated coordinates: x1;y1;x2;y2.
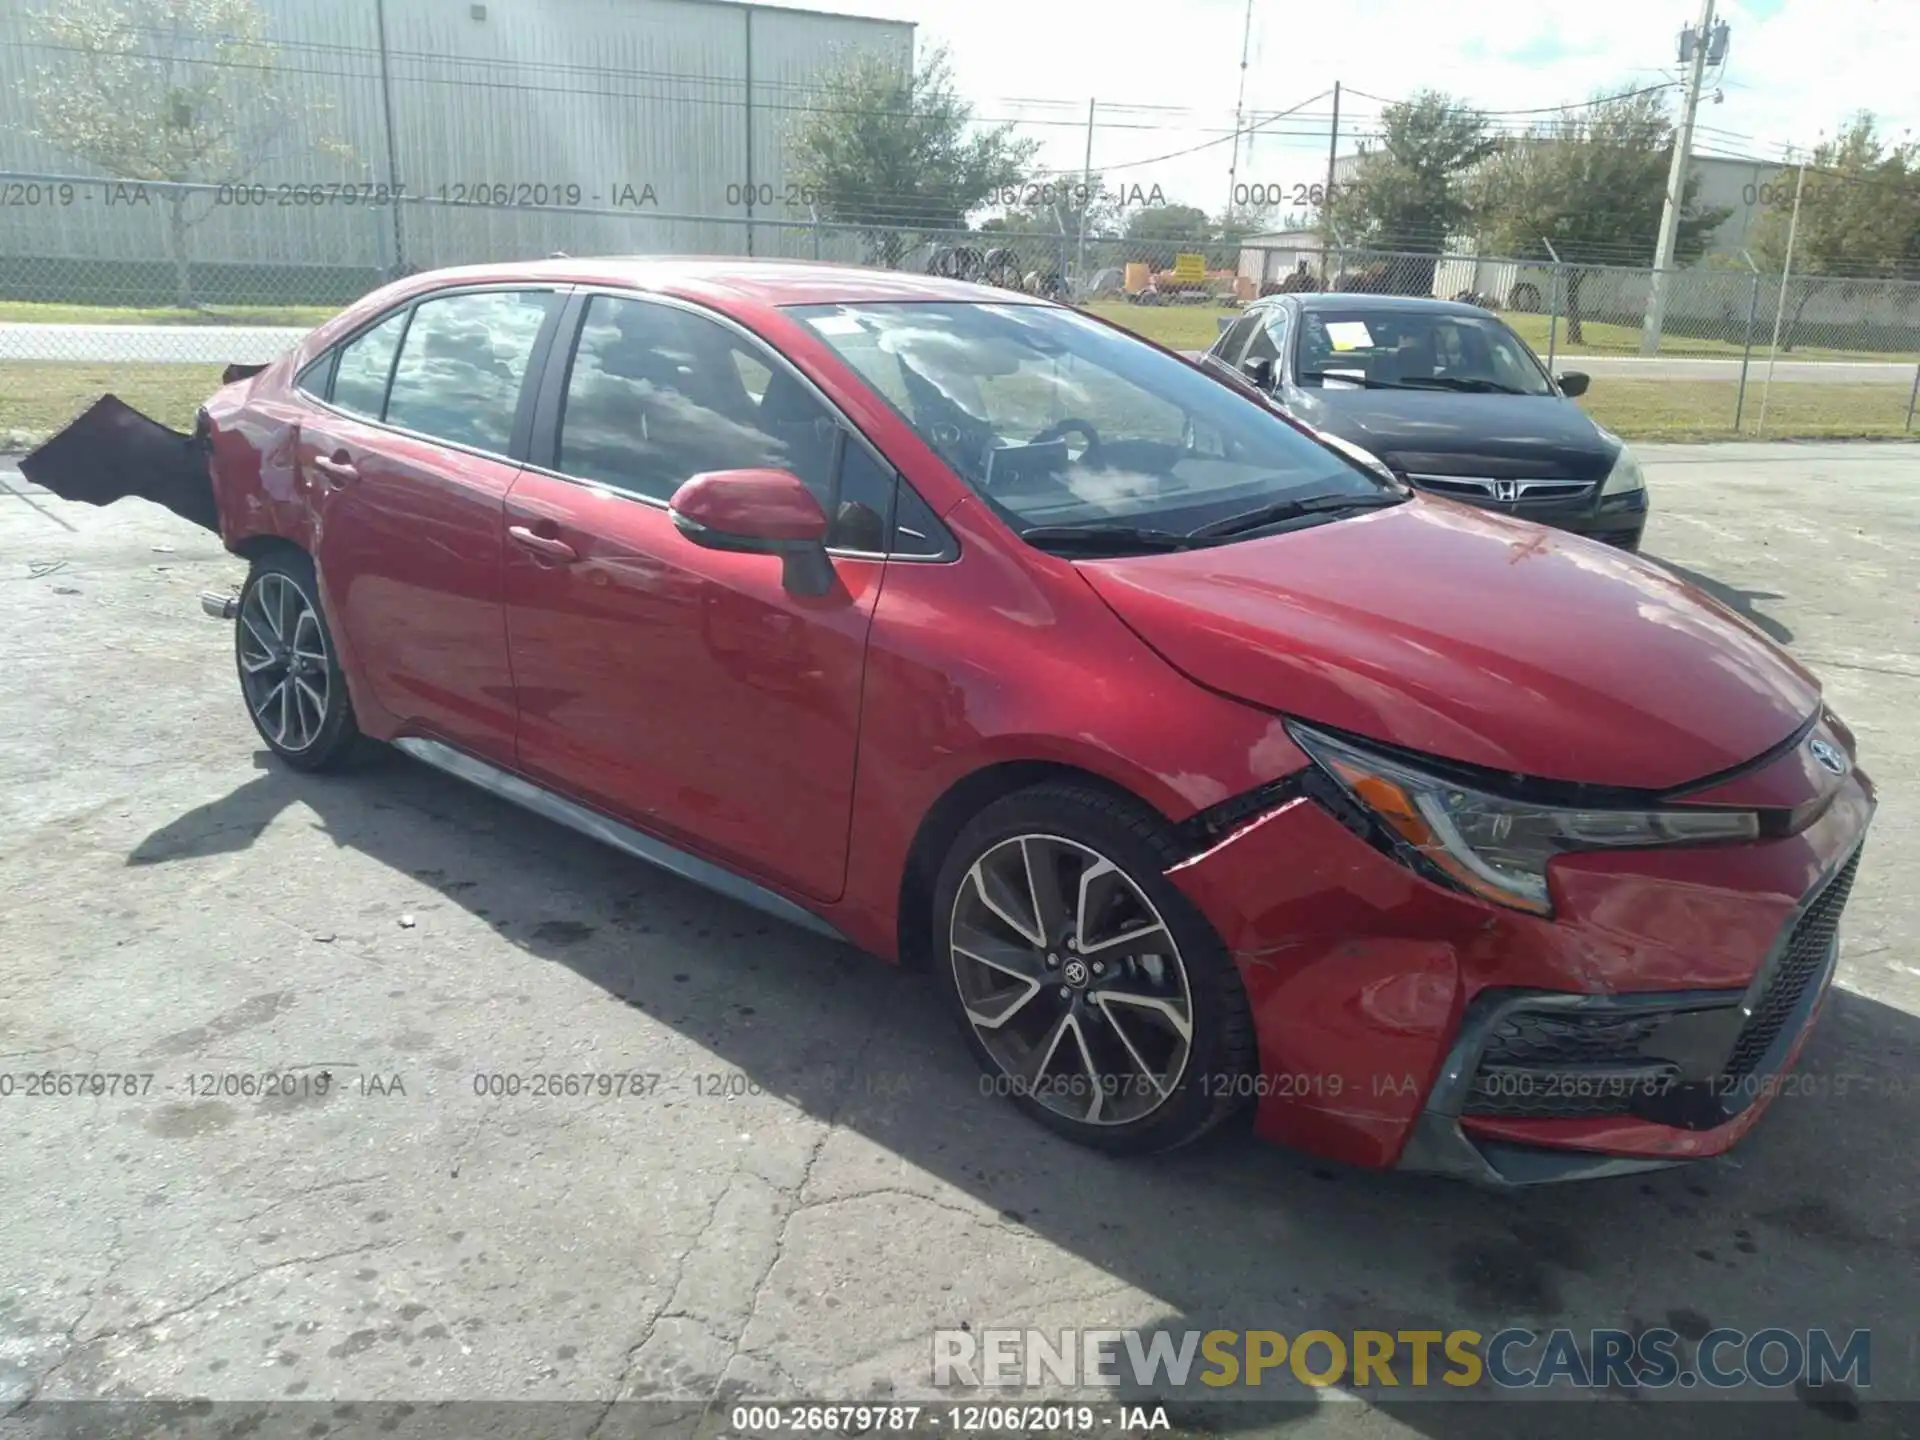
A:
1600;444;1645;497
1289;723;1758;916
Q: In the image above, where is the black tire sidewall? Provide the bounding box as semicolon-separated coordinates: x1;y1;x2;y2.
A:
236;550;359;771
931;784;1255;1155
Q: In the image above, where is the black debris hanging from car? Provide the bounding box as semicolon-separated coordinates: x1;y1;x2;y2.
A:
20;393;220;532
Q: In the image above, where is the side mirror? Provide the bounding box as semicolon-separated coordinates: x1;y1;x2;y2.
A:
669;468;835;596
1556;370;1590;397
1243;356;1276;392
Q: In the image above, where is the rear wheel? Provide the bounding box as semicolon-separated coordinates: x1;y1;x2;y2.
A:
234;549;362;771
932;783;1257;1154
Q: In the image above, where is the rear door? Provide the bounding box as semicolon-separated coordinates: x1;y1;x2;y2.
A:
298;286;563;763
501;291;904;902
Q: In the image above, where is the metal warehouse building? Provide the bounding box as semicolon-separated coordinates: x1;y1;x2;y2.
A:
0;0;913;301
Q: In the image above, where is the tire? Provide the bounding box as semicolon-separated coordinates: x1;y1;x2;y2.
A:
1509;282;1542;313
233;547;363;772
931;782;1257;1155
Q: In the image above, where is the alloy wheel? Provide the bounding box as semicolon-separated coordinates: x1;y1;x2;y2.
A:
238;572;331;753
950;833;1195;1127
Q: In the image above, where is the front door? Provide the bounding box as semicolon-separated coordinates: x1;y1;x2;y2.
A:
502;292;884;903
301;287;558;763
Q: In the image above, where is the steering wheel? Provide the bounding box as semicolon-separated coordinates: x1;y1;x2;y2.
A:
1029;418;1102;457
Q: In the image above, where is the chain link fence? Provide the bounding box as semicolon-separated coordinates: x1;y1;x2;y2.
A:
4;171;1918;445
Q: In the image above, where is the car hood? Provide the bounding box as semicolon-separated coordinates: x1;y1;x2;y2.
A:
1076;498;1819;791
1299;389;1614;478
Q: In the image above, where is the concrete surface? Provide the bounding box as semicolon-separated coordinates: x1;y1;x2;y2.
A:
0;444;1915;1438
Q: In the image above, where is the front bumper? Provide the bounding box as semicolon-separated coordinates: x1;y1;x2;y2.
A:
1399;841;1860;1186
1166;760;1874;1184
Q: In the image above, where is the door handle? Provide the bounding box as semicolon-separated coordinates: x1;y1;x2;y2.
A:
313;454;358;488
507;524;579;563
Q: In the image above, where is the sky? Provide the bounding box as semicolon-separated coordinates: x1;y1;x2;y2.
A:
770;0;1920;223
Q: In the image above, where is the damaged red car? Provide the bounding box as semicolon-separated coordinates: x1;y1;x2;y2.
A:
26;259;1874;1185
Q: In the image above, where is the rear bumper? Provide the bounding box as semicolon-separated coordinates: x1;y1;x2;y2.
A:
1167;765;1874;1184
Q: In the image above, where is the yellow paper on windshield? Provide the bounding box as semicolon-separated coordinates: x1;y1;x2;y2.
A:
1325;321;1374;351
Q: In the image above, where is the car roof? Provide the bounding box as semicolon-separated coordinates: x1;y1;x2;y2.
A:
397;256;1045;309
1275;293;1497;319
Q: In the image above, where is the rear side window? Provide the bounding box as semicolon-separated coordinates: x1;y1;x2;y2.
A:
383;290;555;453
330;310;408;419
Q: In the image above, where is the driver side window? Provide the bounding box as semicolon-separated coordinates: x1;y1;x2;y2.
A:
556;294;838;507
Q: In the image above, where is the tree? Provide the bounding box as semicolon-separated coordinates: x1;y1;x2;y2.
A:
1322;90;1497;291
1470;90;1729;342
1750;113;1920;350
1124;203;1214;270
24;0;350;307
789;46;1039;268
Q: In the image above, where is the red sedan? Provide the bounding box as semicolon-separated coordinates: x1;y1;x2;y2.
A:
27;259;1874;1185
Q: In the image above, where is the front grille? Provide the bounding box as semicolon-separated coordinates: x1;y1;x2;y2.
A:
1407;474;1596;504
1720;852;1861;1080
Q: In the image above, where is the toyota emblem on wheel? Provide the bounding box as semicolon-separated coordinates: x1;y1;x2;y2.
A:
1062;958;1090;987
1809;736;1847;775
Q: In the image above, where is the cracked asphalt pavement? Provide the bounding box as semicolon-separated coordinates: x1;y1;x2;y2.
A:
0;442;1916;1438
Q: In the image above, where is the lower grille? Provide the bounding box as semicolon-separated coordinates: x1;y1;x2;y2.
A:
1720;852;1861;1080
1465;1062;1680;1118
1462;1011;1680;1118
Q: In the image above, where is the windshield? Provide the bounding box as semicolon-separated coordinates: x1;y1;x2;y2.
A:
1295;309;1554;395
788;301;1387;539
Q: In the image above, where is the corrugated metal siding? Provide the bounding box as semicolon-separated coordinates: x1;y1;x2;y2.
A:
0;0;911;274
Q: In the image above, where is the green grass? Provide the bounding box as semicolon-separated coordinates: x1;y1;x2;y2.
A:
1578;378;1918;441
1082;300;1242;352
1;361;228;444
0;301;339;327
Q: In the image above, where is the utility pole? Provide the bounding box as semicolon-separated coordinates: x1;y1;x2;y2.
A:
1324;81;1341;202
1757;160;1806;436
1077;98;1095;296
1320;81;1339;284
1641;0;1718;355
1226;0;1254;212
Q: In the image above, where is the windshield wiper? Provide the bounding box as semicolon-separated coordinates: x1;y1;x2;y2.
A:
1395;376;1532;395
1187;490;1404;540
1018;523;1209;555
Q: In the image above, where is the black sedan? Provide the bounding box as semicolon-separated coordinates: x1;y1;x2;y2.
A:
1201;294;1648;549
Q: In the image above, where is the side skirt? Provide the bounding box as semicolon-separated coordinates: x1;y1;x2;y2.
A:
392;736;851;945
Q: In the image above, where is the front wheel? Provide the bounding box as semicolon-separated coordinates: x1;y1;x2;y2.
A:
932;783;1257;1154
234;548;362;771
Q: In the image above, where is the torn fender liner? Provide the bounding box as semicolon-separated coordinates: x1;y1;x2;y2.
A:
19;393;219;532
222;361;269;385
